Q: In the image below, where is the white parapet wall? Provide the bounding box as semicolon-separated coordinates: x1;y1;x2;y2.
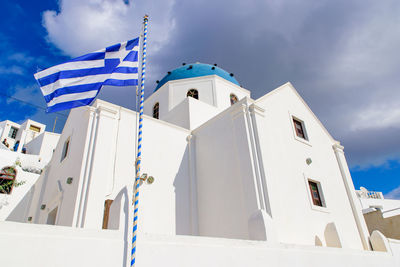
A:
0;168;40;222
0;221;124;267
0;149;43;222
0;148;46;170
389;238;400;260
24;131;60;164
0;221;399;267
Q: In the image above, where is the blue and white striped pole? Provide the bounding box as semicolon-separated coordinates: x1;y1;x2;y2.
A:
131;14;148;267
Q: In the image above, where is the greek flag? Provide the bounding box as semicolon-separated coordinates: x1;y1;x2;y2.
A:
34;38;139;113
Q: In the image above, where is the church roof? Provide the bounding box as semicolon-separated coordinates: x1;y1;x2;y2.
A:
155;63;239;91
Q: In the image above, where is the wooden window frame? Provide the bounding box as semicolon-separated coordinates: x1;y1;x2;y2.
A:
303;175;329;212
293;118;307;140
308;180;323;207
0;167;17;194
304;177;328;212
289;113;311;146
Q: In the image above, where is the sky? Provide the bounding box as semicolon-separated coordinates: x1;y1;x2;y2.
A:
1;0;399;198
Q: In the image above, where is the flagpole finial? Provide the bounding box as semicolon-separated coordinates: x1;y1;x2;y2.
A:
144;14;149;22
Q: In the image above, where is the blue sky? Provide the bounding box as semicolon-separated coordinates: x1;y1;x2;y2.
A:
1;0;399;198
1;0;70;132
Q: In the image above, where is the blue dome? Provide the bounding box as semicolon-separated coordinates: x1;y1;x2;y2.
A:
155;63;239;91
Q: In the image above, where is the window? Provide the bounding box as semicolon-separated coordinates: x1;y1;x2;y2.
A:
230;93;238;105
61;139;70;162
153;102;159;119
308;180;323;207
0;167;17;194
293;118;307;140
8;127;18;139
187;89;199;99
304;176;328;212
29;125;41;133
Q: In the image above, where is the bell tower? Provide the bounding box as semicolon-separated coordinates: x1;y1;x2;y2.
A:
144;62;251;129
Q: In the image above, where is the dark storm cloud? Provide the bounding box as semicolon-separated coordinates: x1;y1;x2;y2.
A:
146;0;400;167
43;0;400;168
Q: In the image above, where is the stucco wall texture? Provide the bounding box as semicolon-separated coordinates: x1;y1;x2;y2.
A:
364;211;400;240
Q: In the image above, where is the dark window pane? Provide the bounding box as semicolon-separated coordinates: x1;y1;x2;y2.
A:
153;103;159;119
8;127;18;139
293;119;306;139
187;89;199;99
61;140;70;161
308;181;322;207
230;94;238;105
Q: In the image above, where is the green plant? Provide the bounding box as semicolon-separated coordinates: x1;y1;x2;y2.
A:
0;179;25;194
14;159;21;167
0;166;25;194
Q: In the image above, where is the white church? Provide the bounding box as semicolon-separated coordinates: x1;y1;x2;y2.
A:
0;62;399;267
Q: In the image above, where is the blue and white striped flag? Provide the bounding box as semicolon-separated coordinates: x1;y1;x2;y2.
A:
34;37;139;113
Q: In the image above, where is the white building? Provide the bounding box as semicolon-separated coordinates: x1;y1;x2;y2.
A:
0;120;21;149
356;187;400;240
0;119;49;152
0;119;59;222
0;63;399;267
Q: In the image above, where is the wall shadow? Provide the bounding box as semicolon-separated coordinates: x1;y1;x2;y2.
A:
173;145;191;235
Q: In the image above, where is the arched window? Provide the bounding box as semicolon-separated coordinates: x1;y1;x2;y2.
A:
153;102;159;119
230;93;238;105
187;89;199;100
0;166;16;194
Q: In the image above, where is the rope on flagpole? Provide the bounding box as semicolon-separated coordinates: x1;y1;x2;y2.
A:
131;14;148;267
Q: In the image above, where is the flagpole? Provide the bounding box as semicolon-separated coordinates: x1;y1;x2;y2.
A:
131;14;148;267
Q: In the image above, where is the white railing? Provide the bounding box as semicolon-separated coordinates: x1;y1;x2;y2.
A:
366;191;383;199
356;188;384;199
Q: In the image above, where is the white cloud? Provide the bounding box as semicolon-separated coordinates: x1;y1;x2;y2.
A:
42;0;176;57
0;52;39;76
39;0;400;169
350;105;400;131
0;65;25;75
6;84;40;106
7;52;34;63
4;82;68;133
385;186;400;200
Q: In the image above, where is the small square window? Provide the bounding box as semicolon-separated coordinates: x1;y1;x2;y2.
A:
308;180;324;207
29;125;41;133
293;118;307;140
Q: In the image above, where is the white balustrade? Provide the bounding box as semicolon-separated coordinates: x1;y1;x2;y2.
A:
356;189;383;199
